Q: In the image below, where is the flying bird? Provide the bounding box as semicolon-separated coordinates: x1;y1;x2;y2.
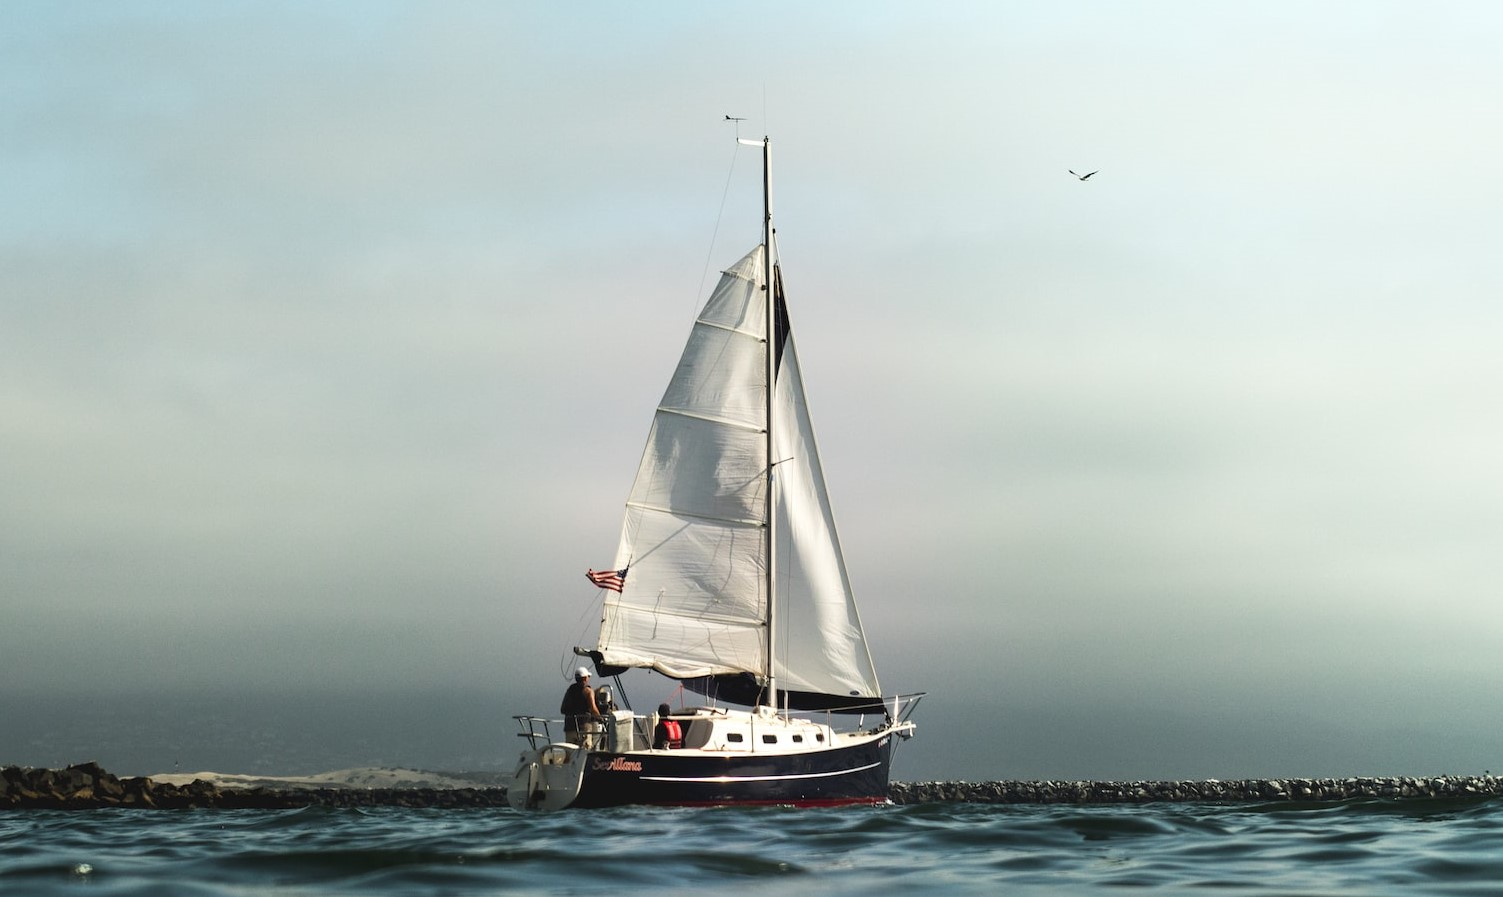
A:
1070;169;1099;181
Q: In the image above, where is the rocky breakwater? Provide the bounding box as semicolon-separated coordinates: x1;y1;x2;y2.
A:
889;775;1503;805
1;762;511;809
10;763;1503;809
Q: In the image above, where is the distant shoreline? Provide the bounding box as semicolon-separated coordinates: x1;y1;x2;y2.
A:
5;763;1501;809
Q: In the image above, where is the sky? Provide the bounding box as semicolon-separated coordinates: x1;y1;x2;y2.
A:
4;1;1503;782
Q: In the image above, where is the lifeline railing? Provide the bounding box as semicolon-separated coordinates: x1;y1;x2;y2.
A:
513;715;554;750
514;693;926;752
513;713;645;752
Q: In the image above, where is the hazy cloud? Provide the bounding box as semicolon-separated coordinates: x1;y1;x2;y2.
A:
4;1;1502;779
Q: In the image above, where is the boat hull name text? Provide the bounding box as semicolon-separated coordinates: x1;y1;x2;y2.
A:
593;757;644;773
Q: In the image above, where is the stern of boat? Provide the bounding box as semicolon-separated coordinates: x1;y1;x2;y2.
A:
508;716;588;811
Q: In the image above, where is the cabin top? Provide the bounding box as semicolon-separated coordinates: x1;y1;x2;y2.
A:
653;706;836;754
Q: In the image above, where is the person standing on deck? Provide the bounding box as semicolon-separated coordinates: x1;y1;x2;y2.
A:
560;667;602;747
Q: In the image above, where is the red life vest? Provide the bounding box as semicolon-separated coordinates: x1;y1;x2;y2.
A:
661;719;682;749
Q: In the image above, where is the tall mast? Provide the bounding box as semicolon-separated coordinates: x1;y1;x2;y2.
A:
741;134;777;710
760;136;778;711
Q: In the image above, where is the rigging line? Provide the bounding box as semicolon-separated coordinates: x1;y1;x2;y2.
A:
575;586;605;629
560;644;586;683
761;85;768;145
610;674;633;713
565;585;607;675
694;135;742;314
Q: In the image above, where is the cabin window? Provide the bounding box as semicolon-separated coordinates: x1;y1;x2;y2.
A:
762;734;777;744
726;733;744;743
792;735;804;743
816;733;825;742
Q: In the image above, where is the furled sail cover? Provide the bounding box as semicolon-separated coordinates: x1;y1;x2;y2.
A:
592;245;882;707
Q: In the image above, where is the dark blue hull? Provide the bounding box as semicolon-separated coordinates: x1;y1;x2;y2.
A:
569;731;900;808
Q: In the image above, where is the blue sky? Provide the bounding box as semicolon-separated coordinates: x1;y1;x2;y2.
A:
4;1;1503;780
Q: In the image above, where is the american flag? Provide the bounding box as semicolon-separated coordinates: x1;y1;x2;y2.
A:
586;567;628;592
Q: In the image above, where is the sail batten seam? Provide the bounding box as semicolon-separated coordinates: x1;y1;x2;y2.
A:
624;501;765;528
654;406;765;432
693;318;763;340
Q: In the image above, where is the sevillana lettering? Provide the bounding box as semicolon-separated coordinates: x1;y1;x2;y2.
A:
592;757;644;773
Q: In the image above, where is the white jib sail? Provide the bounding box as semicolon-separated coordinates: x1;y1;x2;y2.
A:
594;245;881;702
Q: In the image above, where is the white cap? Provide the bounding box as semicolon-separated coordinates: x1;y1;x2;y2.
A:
574;667;591;680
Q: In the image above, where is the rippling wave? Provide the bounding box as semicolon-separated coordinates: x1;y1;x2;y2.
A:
5;797;1503;895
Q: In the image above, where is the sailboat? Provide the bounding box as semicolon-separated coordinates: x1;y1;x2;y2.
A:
508;136;922;810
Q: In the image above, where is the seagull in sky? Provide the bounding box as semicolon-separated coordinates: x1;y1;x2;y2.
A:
1070;169;1098;181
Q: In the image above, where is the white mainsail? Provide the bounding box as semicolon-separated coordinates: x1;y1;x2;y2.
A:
592;244;881;705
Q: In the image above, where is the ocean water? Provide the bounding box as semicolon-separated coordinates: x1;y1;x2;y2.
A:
5;797;1503;896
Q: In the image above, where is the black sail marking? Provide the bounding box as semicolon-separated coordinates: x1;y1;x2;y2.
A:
773;264;791;375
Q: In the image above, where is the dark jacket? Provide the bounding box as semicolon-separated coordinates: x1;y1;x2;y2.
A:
560;681;596;718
